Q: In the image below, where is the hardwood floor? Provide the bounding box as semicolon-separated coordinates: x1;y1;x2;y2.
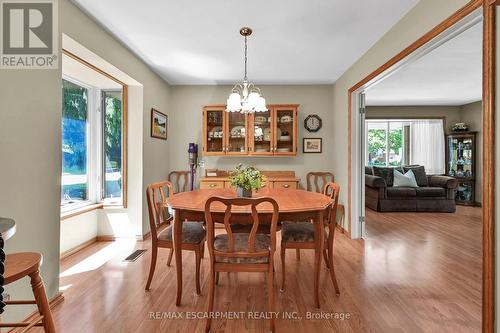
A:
46;206;481;332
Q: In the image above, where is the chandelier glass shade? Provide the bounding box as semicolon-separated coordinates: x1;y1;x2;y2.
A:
226;27;267;113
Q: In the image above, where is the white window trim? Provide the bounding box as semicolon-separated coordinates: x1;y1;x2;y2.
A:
61;75;123;214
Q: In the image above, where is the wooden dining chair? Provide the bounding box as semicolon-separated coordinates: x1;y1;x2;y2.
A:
204;196;280;333
145;181;206;293
295;172;336;261
306;171;334;193
168;171;190;193
280;182;341;304
0;252;56;332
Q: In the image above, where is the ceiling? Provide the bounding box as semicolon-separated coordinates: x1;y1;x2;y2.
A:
365;21;482;106
72;0;419;85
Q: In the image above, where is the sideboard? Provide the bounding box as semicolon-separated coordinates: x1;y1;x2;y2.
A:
200;170;300;190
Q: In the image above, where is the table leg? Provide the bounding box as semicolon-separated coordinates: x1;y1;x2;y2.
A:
173;210;183;306
314;210;324;308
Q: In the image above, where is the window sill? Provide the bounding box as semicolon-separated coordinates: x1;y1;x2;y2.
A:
61;203;103;221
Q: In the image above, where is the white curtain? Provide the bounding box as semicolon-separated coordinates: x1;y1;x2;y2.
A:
409;119;445;174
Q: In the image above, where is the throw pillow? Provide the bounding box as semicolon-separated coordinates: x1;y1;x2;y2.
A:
372;166;394;187
403;165;428;187
393;169;418;187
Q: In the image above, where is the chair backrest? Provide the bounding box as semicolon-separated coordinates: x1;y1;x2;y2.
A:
306;172;334;193
204;197;279;262
168;171;190;193
146;181;174;240
322;182;340;231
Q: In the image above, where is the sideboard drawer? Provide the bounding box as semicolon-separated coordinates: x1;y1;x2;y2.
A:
200;181;224;189
274;181;298;190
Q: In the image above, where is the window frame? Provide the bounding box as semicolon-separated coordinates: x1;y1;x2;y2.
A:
61;51;128;215
365;117;446;168
101;89;124;206
61;75;94;213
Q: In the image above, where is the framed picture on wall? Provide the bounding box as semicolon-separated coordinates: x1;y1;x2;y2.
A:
303;138;322;153
151;108;167;140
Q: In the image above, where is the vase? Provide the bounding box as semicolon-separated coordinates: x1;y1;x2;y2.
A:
236;186;252;198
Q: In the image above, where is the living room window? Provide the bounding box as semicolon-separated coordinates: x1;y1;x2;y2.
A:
61;53;126;213
365;119;445;174
62;79;90;207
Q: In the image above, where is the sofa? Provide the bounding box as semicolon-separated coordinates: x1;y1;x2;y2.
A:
365;165;458;212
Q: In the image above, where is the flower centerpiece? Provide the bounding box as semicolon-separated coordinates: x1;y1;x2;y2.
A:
229;164;263;198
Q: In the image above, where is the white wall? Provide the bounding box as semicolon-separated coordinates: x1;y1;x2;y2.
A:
60;211;98;254
60;0;171;238
331;0;470;226
169;85;334;189
0;3;62;322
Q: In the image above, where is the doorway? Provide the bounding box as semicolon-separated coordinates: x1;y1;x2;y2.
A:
349;9;483;239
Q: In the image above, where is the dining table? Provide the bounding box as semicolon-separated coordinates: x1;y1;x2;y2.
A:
167;188;331;307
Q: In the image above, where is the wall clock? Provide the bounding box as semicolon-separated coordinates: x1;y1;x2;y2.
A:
304;114;322;132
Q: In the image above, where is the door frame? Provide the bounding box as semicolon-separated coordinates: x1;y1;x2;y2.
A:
347;0;495;331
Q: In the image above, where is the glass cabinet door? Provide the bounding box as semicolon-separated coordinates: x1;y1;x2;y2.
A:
204;109;225;154
274;108;296;155
447;135;474;178
456;181;474;203
250;110;273;155
226;112;247;154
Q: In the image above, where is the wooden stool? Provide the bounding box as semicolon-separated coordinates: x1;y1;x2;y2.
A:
0;252;56;332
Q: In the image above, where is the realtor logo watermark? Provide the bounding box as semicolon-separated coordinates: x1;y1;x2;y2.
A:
0;0;58;69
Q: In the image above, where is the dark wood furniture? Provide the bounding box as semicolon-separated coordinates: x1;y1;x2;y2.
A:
445;131;477;205
280;182;340;299
168;171;190;193
200;170;300;190
1;252;56;332
204;196;280;333
0;217;15;314
145;181;206;292
202;104;299;156
167;188;331;308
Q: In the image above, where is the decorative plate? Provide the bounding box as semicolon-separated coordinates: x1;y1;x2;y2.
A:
263;128;271;141
209;126;223;138
230;126;245;138
254;116;267;124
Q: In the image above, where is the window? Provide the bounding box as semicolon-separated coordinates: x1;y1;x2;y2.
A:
365;119;445;174
102;90;122;200
61;75;125;212
61;80;89;205
366;121;408;167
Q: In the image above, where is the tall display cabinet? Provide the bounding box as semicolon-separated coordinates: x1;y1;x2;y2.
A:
445;131;477;205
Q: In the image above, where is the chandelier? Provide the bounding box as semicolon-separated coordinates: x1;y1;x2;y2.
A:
226;27;267;113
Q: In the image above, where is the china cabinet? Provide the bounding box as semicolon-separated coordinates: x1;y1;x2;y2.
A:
202;104;298;156
445;131;477;205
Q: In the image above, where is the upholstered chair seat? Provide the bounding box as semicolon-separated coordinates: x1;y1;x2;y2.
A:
214;233;270;263
281;222;328;243
158;222;206;244
145;181;206;293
